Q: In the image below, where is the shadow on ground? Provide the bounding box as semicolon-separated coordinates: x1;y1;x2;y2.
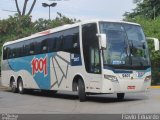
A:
3;89;147;103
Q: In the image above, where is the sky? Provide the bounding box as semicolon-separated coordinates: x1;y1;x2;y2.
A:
0;0;136;21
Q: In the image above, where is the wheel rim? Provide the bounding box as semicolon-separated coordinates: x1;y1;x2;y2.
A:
19;82;23;92
77;85;79;92
11;81;15;89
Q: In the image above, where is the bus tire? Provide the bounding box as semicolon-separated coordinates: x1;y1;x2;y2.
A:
78;79;86;102
10;79;17;93
18;79;25;94
117;93;125;100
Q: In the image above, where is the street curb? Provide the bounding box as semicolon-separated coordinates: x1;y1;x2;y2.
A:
150;86;160;89
0;86;10;91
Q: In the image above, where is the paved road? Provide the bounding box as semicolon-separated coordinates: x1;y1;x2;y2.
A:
0;88;160;114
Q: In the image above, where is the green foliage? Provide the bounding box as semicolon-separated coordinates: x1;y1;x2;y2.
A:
0;14;35;63
34;13;79;32
124;0;160;20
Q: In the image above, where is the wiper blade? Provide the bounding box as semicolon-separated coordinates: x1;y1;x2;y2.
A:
128;40;133;65
104;64;129;68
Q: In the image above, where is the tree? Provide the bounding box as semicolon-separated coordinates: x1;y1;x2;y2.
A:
124;0;160;20
15;0;36;16
0;14;35;66
34;12;80;32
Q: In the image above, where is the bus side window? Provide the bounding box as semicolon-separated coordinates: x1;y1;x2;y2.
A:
90;47;101;73
40;39;48;53
24;41;31;56
62;27;80;54
82;23;101;74
48;38;56;53
3;47;7;60
16;42;24;58
48;33;59;52
56;35;63;51
11;44;17;58
8;47;12;59
62;33;72;53
72;32;80;54
29;42;35;55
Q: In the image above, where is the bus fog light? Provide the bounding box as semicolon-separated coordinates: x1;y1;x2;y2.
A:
104;75;118;82
144;75;151;82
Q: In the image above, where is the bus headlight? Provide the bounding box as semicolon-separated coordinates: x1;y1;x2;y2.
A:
104;75;118;82
144;75;151;82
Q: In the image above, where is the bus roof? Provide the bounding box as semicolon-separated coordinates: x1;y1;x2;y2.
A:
3;19;140;46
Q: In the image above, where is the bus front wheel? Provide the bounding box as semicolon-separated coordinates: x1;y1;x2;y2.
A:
78;79;86;102
117;93;125;100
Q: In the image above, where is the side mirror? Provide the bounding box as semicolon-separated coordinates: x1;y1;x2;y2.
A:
146;37;159;51
97;34;107;49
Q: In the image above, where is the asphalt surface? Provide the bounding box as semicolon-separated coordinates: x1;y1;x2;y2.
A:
0;88;160;114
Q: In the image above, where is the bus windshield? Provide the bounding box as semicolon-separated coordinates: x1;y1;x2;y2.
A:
99;22;150;70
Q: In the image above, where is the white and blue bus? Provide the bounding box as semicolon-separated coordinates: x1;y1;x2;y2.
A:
1;20;152;101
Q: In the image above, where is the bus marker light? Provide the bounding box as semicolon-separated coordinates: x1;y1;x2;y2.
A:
127;86;135;89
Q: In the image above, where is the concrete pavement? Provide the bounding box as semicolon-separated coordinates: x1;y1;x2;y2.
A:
0;89;160;114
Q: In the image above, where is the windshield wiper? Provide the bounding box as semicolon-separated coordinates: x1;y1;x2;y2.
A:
104;64;130;68
128;40;133;65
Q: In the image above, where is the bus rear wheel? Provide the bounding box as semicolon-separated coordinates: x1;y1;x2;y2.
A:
78;79;86;102
117;93;125;100
10;80;17;93
18;79;25;94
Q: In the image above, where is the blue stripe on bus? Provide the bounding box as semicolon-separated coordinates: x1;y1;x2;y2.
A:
7;52;83;90
8;53;55;89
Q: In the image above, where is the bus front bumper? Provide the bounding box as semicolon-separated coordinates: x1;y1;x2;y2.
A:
101;79;151;93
